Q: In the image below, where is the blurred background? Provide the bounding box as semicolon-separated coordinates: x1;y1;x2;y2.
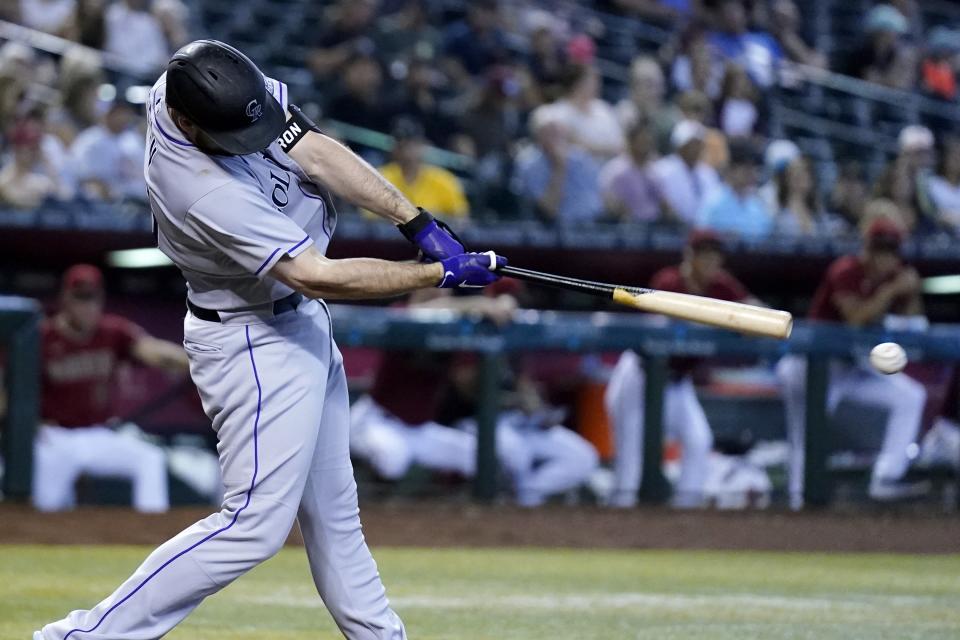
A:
2;0;960;521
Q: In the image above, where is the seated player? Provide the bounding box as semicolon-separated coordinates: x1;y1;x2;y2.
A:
33;265;190;512
604;229;761;508
776;217;928;504
440;362;600;508
351;287;599;505
349;290;514;483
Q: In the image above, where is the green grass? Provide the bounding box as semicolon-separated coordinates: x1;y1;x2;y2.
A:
4;546;960;639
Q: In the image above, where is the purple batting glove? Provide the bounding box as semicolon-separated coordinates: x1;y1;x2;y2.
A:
397;208;466;261
438;251;507;288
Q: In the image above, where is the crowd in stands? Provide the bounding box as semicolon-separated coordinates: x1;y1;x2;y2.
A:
2;0;960;242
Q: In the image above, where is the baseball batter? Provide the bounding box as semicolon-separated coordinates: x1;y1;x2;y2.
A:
37;40;505;640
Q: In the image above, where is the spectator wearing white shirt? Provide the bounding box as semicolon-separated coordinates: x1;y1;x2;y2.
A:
650;120;720;225
929;137;960;233
615;56;680;155
104;0;170;75
70;100;145;202
550;64;625;162
17;0;76;37
0;119;68;210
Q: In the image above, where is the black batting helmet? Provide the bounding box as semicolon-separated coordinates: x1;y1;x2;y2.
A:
165;40;285;155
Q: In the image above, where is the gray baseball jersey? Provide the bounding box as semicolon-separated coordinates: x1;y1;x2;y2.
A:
145;73;335;309
39;75;407;640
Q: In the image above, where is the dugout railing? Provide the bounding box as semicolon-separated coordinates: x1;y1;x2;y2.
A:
2;303;959;506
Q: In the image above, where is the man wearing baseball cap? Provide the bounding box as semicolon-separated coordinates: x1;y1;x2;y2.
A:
605;229;762;508
34;264;190;513
650;120;720;224
776;217;929;505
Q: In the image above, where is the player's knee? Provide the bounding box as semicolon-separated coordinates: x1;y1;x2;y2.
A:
233;502;297;560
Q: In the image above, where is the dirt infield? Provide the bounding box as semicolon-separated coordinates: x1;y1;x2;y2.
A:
1;502;958;553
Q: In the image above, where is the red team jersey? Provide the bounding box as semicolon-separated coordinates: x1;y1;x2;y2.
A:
808;255;911;322
41;314;144;428
650;266;750;376
650;265;749;302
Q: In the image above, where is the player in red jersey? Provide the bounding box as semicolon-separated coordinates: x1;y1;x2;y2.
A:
777;217;928;506
604;229;764;508
33;264;190;512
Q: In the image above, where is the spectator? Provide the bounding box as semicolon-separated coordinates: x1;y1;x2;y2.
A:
600;123;664;223
830;160;870;229
527;24;567;103
153;0;190;51
373;0;440;64
928;137;960;232
616;56;681;155
768;0;827;68
650;120;720;225
33;264;189;513
442;0;508;82
777;217;929;504
676;90;728;169
670;26;724;100
308;0;378;80
550;64;625;161
461;66;523;161
919;27;960;102
513;105;603;223
103;0;171;76
718;64;759;138
874;124;936;232
49;47;103;146
325;56;396;133
392;53;463;148
846;4;916;90
74;0;107;49
379;117;468;218
708;0;783;88
697;139;773;239
0;118;65;209
772;155;838;236
17;0;75;37
69;100;146;202
608;0;700;24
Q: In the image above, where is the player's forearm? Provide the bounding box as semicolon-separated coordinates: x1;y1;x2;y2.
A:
838;288;898;327
287;132;418;224
273;250;442;299
134;337;190;372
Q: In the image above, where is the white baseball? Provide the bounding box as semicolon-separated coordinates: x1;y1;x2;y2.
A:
870;342;908;374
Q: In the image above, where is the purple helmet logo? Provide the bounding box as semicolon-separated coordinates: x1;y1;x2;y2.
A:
246;99;263;123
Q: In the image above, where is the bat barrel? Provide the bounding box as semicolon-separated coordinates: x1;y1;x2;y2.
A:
612;288;793;339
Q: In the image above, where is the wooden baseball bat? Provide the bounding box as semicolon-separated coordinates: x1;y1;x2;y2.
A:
498;265;793;339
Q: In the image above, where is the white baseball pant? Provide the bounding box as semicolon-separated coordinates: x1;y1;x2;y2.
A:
40;299;406;640
463;412;600;507
604;350;714;507
776;355;926;501
349;394;476;480
32;425;169;513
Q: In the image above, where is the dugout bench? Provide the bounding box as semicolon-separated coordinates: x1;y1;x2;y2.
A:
329;306;960;507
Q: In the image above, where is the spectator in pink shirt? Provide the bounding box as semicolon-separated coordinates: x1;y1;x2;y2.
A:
600;123;665;223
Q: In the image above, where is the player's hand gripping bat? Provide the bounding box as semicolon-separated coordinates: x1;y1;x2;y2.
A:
497;265;793;339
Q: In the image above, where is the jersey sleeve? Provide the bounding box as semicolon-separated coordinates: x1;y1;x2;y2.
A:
105;315;146;362
714;270;751;302
186;181;313;278
263;75;288;112
826;258;862;296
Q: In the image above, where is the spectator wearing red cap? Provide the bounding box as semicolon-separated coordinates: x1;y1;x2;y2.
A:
605;229;762;508
34;264;191;513
0;118;67;209
776;217;929;506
